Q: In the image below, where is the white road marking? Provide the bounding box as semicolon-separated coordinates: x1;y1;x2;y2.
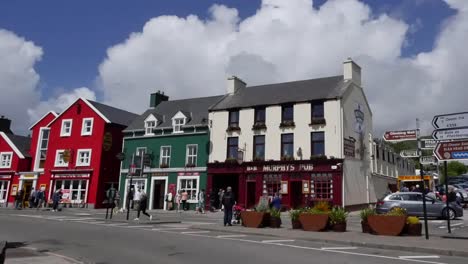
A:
183;221;217;225
216;235;247;238
399;256;440;259
449;223;463;227
181;231;211;234
321;247;358;250
105;223;128;226
152;227;188;231
431;221;443;224
123;225;151;228
261;239;295;243
62;218;97;221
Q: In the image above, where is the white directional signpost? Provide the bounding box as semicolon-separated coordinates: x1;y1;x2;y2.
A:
383;122;429;239
421;139;437;150
420;156;436;165
432;111;468;234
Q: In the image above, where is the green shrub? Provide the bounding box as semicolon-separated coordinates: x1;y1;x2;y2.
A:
359;207;376;221
289;209;303;221
312;201;330;212
255;197;270;213
270;208;281;218
329;207;348;225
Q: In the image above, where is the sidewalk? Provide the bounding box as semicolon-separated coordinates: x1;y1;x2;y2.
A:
2;244;81;264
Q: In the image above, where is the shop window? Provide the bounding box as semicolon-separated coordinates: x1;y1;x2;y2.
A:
281;134;294;159
253;135;265;161
0;180;8;200
226;137;239;159
311;132;325;156
54;179;88;203
186;144;198;166
0;152;12;168
310;173;333;200
264;174;281;197
178;176;199;202
36;128;49;170
160;146;171;167
76;149;91;166
81;118;93;136
60;119;72;137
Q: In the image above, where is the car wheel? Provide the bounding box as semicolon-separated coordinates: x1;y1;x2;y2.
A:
443;208;456;220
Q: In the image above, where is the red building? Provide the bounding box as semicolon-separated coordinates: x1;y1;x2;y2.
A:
24;99;137;208
0;116;32;207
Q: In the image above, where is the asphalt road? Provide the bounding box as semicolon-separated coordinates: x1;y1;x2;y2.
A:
1;210;467;264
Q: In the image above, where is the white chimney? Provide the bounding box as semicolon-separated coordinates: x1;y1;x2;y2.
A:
226;76;246;94
343;58;361;86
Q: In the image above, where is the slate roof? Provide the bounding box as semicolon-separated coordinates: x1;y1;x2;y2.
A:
87;100;139;127
5;133;31;158
209;75;348;110
124;95;224;132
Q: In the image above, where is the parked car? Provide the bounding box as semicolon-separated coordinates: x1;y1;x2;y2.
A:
454;183;468;192
376;192;463;220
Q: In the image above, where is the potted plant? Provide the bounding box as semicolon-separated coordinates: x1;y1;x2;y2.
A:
160;163;169;168
185;162;196;168
359;207;375;233
252;122;267;130
367;207;407;236
240;198;270;228
226;125;241;132
289;209;302;229
405;216;422;236
329;207;348;232
279;120;295;128
270;208;282;228
299;201;330;231
310;117;326;125
225;157;238;164
281;155;295;161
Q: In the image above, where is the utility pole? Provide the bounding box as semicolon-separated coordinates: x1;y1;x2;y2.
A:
444;161;451;233
417;118;429;240
126;153;135;221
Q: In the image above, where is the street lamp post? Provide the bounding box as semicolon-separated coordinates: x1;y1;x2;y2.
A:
126;155;136;221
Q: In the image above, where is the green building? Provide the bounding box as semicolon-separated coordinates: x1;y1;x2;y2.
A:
119;92;223;210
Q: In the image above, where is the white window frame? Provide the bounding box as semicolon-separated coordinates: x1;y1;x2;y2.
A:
186;144;198;166
123;178;147;209
34;128;50;171
53;179;88;204
136;147;147;156
160;146;171;167
173;118;185;133
76;149;92;166
81;118;94;136
0;152;13;169
60;119;73;137
54;150;69;167
0;180;10;202
145;120;156;135
177;175;200;203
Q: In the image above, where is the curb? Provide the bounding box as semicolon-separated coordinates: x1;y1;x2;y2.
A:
190;226;468;258
101;220;181;225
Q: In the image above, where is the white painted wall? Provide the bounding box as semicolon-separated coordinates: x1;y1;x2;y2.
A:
209;99;343;162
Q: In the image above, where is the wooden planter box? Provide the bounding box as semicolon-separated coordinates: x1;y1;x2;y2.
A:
299;213;329;231
291;219;302;229
367;215;406;236
405;223;422;236
331;222;347;232
241;211;270;228
270;217;282;228
361;220;372;233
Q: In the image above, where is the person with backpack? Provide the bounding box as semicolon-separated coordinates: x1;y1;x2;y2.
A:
134;190;152;221
222;186;235;226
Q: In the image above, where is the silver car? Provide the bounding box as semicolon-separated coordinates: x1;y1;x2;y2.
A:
376;192;464;220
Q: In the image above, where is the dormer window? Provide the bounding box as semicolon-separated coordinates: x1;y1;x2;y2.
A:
173;118;185;133
144;114;158;136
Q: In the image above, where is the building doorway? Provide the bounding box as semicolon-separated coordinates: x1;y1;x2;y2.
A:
246;181;256;209
290;181;303;209
151;177;167;210
212;174;239;201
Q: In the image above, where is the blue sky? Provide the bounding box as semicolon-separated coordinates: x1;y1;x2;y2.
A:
0;0;455;100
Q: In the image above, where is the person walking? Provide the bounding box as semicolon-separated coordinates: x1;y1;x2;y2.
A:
133;188;142;212
218;189;224;211
52;189;62;212
197;189;205;214
175;190;182;212
15;190;24;209
181;190;188;211
271;192;282;211
113;191;121;214
165;191;173;211
222;186;235;226
35;188;45;210
134;190;152;221
29;187;37;208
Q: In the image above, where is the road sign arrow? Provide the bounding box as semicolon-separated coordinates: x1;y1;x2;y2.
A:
432;112;468;130
432;127;468;141
434;140;468;161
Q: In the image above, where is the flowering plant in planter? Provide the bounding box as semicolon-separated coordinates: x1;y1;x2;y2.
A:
289;209;303;229
359;207;375;233
225;157;238;164
226;125;241;132
241;198;270;228
269;208;282;228
252;122;267;130
367;207;407;236
159;163;169;168
405;216;422;236
299;201;330;231
279;120;295;128
329;206;348;232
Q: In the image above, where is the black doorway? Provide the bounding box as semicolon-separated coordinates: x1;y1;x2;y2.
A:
152;180;165;209
246;181;256;209
212;174;239;200
290;181;303;209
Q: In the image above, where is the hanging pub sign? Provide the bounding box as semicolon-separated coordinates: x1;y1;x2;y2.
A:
344;138;356;158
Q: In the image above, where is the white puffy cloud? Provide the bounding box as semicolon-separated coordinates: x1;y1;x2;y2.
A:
27;87;96;123
0;29;42;133
93;0;467;136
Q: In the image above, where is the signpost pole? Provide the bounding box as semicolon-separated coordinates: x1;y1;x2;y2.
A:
126;154;135;221
417;118;429;240
444;161;451;233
